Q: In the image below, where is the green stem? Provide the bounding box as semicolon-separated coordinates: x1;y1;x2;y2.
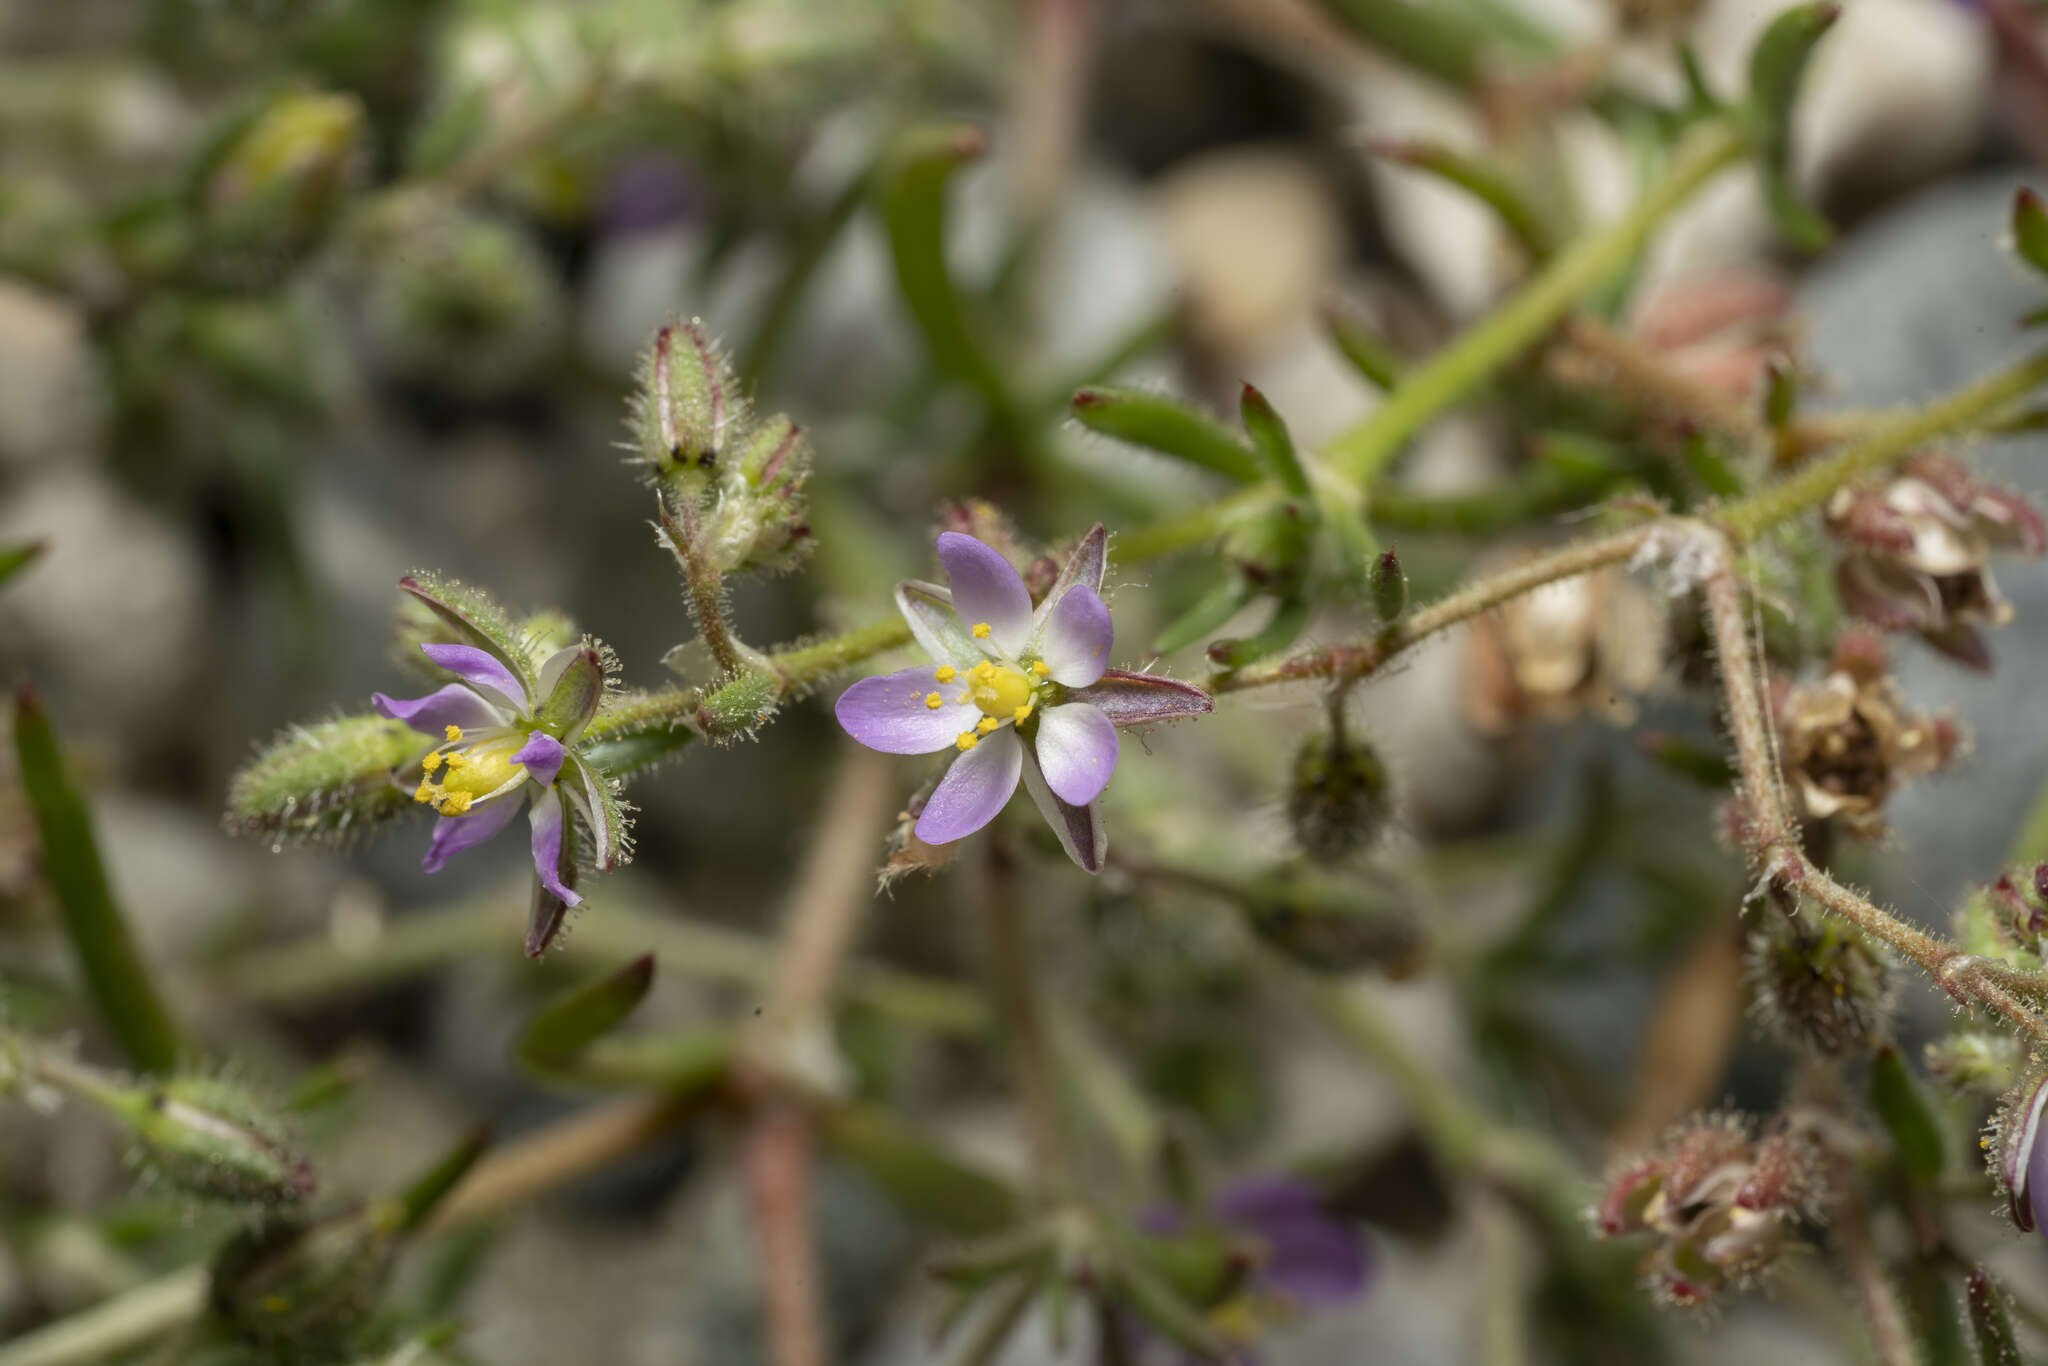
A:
0;1267;207;1366
1720;345;2048;540
1323;119;1750;487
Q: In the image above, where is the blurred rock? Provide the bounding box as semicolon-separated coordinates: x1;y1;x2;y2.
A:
0;281;99;470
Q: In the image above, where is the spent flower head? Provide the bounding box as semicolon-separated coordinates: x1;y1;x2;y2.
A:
835;525;1210;871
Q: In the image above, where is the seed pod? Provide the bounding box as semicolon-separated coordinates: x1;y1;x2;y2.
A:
121;1075;315;1205
1369;548;1407;624
226;715;424;847
1285;725;1392;864
1744;916;1893;1056
694;670;779;743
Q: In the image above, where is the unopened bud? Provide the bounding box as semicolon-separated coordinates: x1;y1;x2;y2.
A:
694;669;779;743
226;715;425;848
1744;917;1893;1056
1285;726;1392;863
635;320;741;482
1370;548;1407;623
121;1075;315;1205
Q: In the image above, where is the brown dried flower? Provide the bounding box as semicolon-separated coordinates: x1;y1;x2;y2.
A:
1774;633;1961;839
1463;565;1662;735
1825;454;2044;669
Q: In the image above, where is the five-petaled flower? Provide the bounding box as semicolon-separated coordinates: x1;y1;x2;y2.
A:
835;525;1211;870
373;577;629;955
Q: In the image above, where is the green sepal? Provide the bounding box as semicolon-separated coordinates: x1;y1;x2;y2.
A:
14;687;181;1073
515;954;656;1089
398;572;538;702
1745;4;1839;252
1965;1266;2020;1366
1206;596;1313;669
1153;574;1254;655
226;714;425;845
1072;387;1263;484
533;645;605;742
1870;1044;1944;1187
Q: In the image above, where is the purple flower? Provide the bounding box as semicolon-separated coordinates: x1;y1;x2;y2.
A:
834;525;1211;870
373;578;628;956
1137;1177;1371;1364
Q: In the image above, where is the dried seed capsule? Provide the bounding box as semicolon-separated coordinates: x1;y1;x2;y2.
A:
1744;916;1893;1056
1285;726;1392;864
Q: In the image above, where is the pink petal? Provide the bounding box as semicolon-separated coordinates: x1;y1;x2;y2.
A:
420;643;530;713
938;533;1033;653
915;728;1023;845
421;796;523;873
513;731;566;787
529;787;582;909
1019;742;1105;872
896;580;981;668
1031;703;1119;805
373;683;503;737
836;667;981;754
1066;670;1214;729
1037;584;1113;686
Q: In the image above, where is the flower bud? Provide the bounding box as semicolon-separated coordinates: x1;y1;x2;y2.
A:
1593;1156;1665;1238
694;669;779;743
226;715;426;848
1285;726;1392;864
1744;917;1893;1056
635;320;742;484
194;90;366;287
1369;548;1407;623
120;1075;315;1205
210;1211;397;1354
1988;1065;2048;1235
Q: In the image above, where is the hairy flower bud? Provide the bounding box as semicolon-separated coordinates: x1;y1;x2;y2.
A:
635;320;742;479
1369;548;1407;623
1285;724;1392;863
226;715;425;848
120;1075;315;1205
694;669;779;743
1744;916;1894;1056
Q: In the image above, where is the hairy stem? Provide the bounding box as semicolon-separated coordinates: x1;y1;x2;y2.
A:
661;498;751;677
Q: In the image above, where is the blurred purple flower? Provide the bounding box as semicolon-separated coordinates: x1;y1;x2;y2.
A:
834;524;1210;870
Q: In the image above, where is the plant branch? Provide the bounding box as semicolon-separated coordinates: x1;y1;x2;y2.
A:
660;498;752;678
744;1101;829;1366
983;837;1070;1201
1830;1164;1919;1366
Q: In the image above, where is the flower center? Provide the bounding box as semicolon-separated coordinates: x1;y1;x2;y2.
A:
969;662;1035;718
414;728;529;817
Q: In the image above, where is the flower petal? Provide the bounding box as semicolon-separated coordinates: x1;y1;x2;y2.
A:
915;728;1023;846
1031;702;1118;806
529;787;582;910
1031;524;1108;636
835;667;981;754
896;580;980;668
373;683;504;737
1066;669;1214;730
1216;1179;1369;1305
514;730;566;788
420;796;523;873
1019;742;1106;872
420;643;530;714
1038;584;1113;686
938;532;1033;653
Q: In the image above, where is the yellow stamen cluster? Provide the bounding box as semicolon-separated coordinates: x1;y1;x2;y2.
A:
1030;660;1050;678
971;621;992;639
934;664;957;682
412;734;526;818
1012;703;1033;724
421;751;444;773
445;724;464;742
956;732;979;751
924;692;944;710
976;717;999;735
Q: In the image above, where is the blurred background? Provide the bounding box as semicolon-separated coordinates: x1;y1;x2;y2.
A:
8;0;2048;1362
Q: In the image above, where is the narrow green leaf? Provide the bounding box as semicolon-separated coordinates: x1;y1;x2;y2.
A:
384;1127;491;1235
1153;574;1254;655
1746;4;1839;252
1366;139;1555;260
1071;387;1263;484
1313;0;1489;89
2011;189;2048;279
1871;1045;1944;1187
1239;384;1312;497
819;1104;1019;1236
878;124;1011;415
1206;596;1313;669
1965;1267;2020;1366
515;953;655;1086
0;540;44;589
1320;301;1405;391
13;687;180;1072
1763;357;1799;428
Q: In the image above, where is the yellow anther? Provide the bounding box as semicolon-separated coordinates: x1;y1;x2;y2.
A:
1012;704;1033;724
1030;660;1050;677
438;791;475;816
955;732;979;751
421;751;444;773
971;621;992;639
413;781;434;804
971;659;996;680
444;724;463;742
443;751;467;770
977;717;1000;735
924;692;944;710
934;665;958;682
1983;1136;1993;1150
